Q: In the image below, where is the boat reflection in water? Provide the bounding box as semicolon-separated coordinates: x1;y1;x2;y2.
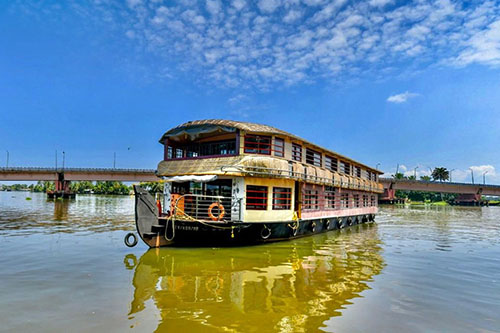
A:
125;223;384;332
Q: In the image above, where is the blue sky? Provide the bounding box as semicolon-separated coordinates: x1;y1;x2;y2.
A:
1;0;500;183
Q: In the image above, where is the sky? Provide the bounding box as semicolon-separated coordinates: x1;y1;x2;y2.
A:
1;0;500;183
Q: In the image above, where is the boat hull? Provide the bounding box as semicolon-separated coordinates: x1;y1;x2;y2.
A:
134;185;376;248
147;216;375;247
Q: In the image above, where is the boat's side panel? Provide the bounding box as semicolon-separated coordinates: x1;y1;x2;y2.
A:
147;214;376;247
243;177;296;222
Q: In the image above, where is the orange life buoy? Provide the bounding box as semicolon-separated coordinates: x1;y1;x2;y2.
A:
208;202;225;221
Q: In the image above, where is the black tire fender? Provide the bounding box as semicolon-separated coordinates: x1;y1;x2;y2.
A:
124;232;138;247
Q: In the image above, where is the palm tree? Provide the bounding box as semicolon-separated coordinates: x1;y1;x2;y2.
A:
420;175;432;181
431;167;449;182
393;172;406;180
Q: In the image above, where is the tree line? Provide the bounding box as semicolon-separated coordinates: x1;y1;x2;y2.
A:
392;167;454;202
0;181;163;195
393;167;450;182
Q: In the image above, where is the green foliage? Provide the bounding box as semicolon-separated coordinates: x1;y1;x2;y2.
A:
396;190;457;202
70;181;94;193
2;181;131;195
393;172;406;179
32;181;55;192
420;175;432;181
92;181;131;195
431;167;449;182
139;181;164;194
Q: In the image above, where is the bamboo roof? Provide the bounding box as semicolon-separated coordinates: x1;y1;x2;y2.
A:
159;119;382;174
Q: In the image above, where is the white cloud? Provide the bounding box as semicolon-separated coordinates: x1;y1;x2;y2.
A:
302;0;325;6
453;20;500;67
206;0;221;16
25;0;500;90
126;0;141;8
232;0;246;11
470;165;496;178
369;0;393;8
258;0;281;13
442;165;497;183
387;91;420;103
283;9;302;23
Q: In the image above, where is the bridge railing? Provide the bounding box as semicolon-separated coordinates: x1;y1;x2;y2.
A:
379;178;500;189
0;167;156;174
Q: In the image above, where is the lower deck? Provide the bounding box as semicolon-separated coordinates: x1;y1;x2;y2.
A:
134;175;379;247
162;176;379;223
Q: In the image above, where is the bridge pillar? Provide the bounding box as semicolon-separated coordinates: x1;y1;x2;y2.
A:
48;172;74;199
55;179;71;193
382;188;396;200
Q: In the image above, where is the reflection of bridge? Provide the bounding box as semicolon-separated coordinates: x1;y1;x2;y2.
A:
380;178;500;204
0;167;158;196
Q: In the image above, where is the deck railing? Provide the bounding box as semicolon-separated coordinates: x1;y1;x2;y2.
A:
220;165;384;193
172;194;240;222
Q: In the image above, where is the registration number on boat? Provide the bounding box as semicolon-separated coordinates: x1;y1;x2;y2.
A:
176;225;200;231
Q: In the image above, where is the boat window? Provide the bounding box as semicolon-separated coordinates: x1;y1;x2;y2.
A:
175;148;184;159
292;143;302;162
272;187;291;210
371;195;377;206
274;137;284;157
356;167;361;178
325;156;338;172
363;194;368;207
325;186;336;209
244;135;271;155
246;185;268;210
341;193;349;208
303;190;319;210
340;161;351;175
166;139;236;160
306;148;322;167
353;194;360;208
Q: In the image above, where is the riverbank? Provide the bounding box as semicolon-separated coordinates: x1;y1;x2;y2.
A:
406;200;450;206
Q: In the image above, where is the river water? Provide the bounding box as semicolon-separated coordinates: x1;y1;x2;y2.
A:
0;191;499;332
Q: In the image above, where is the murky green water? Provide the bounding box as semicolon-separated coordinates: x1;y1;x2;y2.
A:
0;191;499;332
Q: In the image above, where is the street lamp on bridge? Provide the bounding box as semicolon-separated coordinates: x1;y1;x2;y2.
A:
413;166;419;179
6;150;9;168
483;171;489;185
469;168;474;184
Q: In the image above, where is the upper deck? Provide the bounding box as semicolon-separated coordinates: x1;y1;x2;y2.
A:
157;119;383;193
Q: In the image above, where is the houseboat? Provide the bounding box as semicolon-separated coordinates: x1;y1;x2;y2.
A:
131;119;383;248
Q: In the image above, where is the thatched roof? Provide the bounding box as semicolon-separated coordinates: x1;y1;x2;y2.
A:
159;119;382;174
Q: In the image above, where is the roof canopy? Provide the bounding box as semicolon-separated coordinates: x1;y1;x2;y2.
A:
159;119;382;174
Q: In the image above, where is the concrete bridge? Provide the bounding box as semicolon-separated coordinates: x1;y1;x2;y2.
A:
3;168;500;201
0;167;159;197
379;178;500;204
0;167;158;182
